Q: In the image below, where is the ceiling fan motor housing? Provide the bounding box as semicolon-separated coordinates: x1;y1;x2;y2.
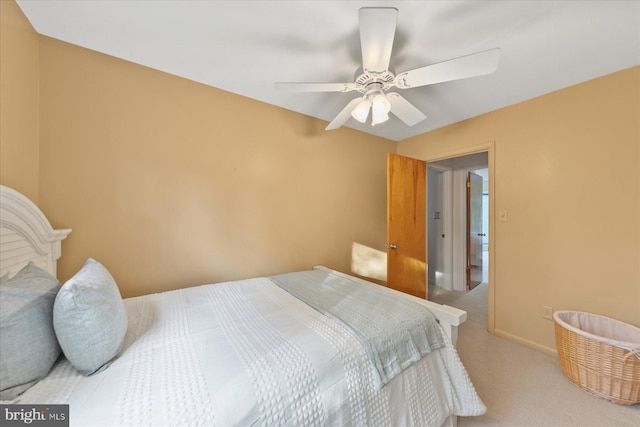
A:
354;71;396;93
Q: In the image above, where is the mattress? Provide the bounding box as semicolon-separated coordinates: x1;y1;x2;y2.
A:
5;273;486;426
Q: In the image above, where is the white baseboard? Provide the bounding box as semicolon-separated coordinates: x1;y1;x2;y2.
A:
494;328;557;357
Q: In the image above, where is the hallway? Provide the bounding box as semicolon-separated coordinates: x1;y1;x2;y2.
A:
429;248;488;299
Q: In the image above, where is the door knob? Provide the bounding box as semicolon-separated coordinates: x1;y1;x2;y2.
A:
385;243;398;250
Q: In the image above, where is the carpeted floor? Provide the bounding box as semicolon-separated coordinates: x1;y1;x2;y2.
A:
430;283;640;427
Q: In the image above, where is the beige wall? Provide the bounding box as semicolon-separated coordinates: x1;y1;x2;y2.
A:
37;36;395;297
0;0;40;202
398;66;640;352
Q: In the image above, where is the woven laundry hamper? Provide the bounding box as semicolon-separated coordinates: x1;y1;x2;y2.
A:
554;310;640;405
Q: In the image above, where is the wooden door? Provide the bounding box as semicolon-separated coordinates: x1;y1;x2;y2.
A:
467;171;483;290
387;153;426;298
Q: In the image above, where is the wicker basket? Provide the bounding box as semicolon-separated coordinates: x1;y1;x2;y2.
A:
554;310;640;405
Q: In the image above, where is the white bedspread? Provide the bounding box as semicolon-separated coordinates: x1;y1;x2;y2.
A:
6;276;485;426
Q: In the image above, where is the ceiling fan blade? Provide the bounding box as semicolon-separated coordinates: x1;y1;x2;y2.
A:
326;98;363;130
395;48;501;89
275;82;357;93
359;7;398;74
387;93;426;126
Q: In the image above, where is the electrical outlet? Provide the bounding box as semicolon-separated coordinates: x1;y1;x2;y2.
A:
543;306;553;320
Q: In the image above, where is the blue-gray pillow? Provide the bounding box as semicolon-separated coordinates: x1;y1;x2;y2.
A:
0;262;61;400
53;258;128;375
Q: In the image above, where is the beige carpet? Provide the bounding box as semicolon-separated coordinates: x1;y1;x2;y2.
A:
430;283;640;426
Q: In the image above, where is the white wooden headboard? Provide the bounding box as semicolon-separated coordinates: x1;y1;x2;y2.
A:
0;185;71;279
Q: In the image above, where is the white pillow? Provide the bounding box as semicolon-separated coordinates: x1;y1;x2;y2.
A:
53;258;128;375
0;262;61;399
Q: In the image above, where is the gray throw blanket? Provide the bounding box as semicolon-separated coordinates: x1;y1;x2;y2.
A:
269;270;445;389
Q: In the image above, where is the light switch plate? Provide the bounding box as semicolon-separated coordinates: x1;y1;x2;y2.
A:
498;210;508;222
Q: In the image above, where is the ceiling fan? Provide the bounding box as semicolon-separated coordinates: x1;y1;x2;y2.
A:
275;7;501;131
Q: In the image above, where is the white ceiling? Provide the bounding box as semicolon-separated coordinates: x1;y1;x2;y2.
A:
16;1;640;141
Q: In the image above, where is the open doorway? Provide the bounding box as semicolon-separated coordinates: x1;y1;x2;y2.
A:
427;152;489;299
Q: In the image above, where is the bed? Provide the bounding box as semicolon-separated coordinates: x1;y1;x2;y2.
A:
0;184;485;426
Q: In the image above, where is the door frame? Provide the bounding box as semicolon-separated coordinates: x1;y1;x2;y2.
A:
426;163;453;291
424;141;496;333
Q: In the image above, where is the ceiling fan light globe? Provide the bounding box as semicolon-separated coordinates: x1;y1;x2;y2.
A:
371;94;391;125
351;100;371;123
371;93;391;113
371;109;389;126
